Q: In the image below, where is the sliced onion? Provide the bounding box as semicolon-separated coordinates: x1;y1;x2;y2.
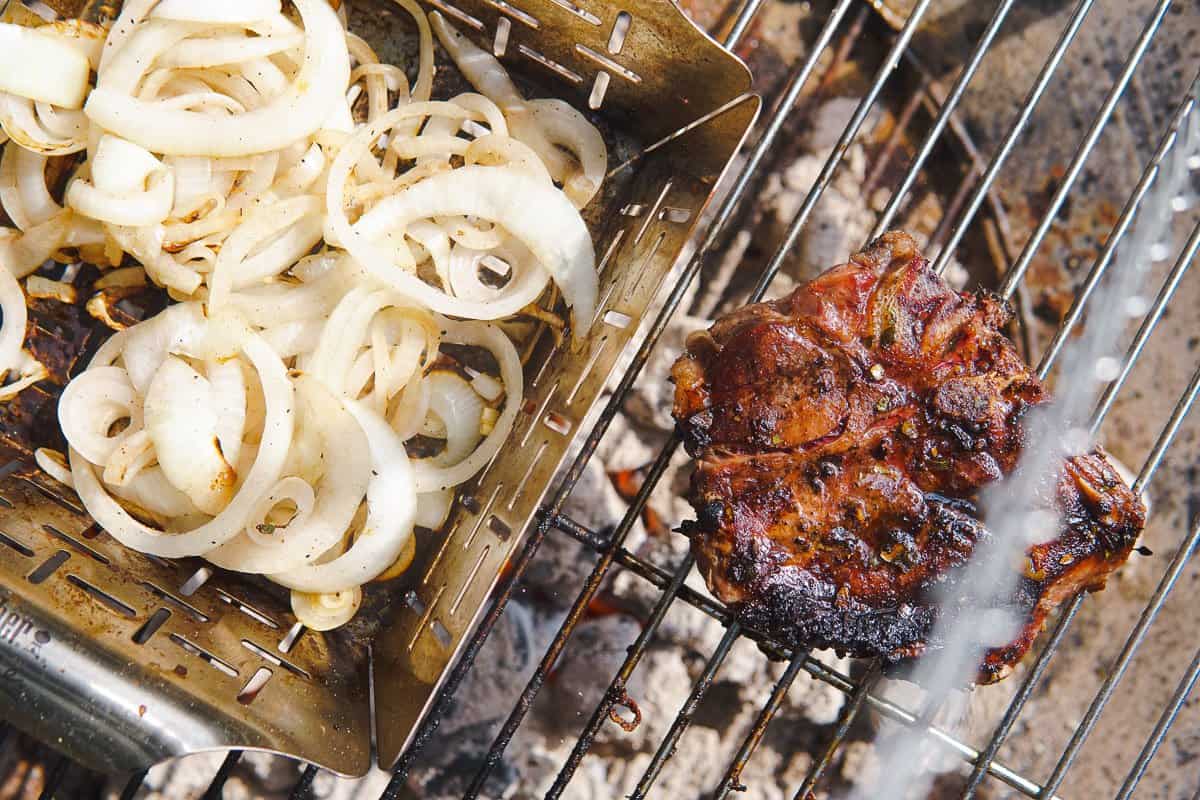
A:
157;29;305;70
271;399;416;592
419;371;483;468
110;465;200;521
391;371;430;440
207;195;324;311
67;156;175;227
69;335;293;558
119;301;210;394
447;238;549;312
0;23;92;109
428;13;522;109
0;259;29;383
39;20;105;71
35;448;73;487
464;133;551;183
415;488;453;529
0;93;87;155
100;0;163;72
0;213;69;278
87;0;351;157
411;319;522;492
143;355;237;515
392;0;433;104
518;99;607;208
0;145;61;230
207;376;369;573
291;586;361;631
209;359;248;467
244;476;317;548
335;165;596;334
151;0;283;25
102;428;155;487
56;365;141;466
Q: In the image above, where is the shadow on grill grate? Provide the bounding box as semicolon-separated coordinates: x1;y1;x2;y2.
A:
1;0;1199;798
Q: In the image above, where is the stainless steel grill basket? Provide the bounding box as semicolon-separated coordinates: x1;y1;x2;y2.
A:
0;0;758;777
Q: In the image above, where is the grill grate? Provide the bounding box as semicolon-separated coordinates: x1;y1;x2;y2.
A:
4;0;1198;797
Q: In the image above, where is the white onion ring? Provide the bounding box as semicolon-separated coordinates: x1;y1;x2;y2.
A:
411;319;522;492
57;366;141;466
87;0;350;158
206;376;370;573
333;164;595;334
151;0;283;26
0;93;87;155
143;355;237;516
68;334;294;558
420;370;483;468
0;145;61;230
0;259;29;384
270;399;416;592
290;587;362;631
244;476;317;548
207;195;324;311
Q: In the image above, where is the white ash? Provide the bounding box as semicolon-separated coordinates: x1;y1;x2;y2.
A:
609;726;727;797
591;412;661;472
593;646;696;752
548;614;644;726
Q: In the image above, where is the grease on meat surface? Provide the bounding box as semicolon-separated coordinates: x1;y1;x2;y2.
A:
671;231;1145;683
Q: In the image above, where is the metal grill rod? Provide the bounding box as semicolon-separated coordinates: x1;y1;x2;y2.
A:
928;0;1096;276
869;0;1016;240
810;248;1200;800
544;107;1200;800
997;0;1176;300
1092;220;1200;436
36;754;68;800
543;557;700;798
702;3;1186;792
1039;511;1200;796
721;0;766;56
378;7;791;791
537;208;1200;800
1032;74;1200;382
627;623;743;799
746;0;935;303
712;652;808;799
119;770;146;800
1035;359;1200;797
201;751;242;800
724;198;1200;798
289;764;319;799
792;660;882;800
462;432;686;794
824;667;1058;798
343;3;1185;796
1115;646;1200;800
778;24;1194;798
959;91;1200;798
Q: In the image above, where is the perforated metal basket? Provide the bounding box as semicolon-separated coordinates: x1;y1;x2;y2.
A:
0;0;758;777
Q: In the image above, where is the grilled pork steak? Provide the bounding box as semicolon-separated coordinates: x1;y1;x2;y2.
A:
671;231;1145;683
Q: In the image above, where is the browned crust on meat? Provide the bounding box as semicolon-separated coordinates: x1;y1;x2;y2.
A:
672;231;1146;683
